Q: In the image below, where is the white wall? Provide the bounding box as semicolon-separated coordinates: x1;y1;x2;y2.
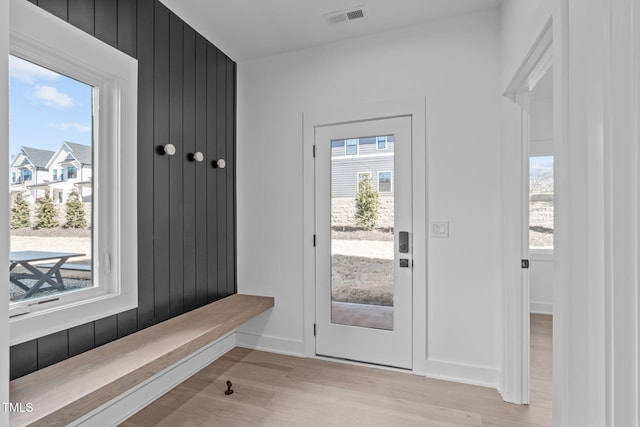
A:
237;9;503;386
0;0;10;422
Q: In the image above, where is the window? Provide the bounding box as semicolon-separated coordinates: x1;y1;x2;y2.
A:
346;139;358;156
529;156;553;250
52;169;57;181
11;172;16;183
67;166;78;179
22;170;32;182
8;0;138;346
378;171;392;193
377;136;387;150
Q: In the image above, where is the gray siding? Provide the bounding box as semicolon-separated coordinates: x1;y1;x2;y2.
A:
331;154;394;198
331;136;395;158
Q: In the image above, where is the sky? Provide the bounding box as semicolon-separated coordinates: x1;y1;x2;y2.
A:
9;55;92;159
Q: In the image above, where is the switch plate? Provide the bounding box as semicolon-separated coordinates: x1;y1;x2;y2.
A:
430;221;449;238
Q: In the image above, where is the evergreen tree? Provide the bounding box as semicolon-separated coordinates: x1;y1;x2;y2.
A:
65;189;87;228
10;191;31;229
35;190;58;229
354;174;379;231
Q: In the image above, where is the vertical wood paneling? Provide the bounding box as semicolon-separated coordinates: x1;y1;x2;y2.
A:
194;34;209;307
37;331;68;369
182;26;197;312
117;0;137;58
227;60;237;295
94;0;117;48
11;0;237;380
169;12;184;317
136;0;156;331
68;323;95;357
153;2;171;323
117;308;138;338
68;0;94;35
206;43;219;302
10;341;38;380
94;315;117;347
37;0;68;21
216;49;228;297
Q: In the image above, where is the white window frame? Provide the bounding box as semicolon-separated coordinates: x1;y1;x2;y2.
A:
345;138;359;156
9;0;138;346
377;136;387;150
377;170;393;193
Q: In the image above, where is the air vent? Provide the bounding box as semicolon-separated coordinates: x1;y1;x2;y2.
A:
325;6;368;25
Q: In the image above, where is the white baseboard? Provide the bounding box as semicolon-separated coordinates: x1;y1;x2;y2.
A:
530;302;553;315
425;359;499;389
71;332;237;427
236;331;306;357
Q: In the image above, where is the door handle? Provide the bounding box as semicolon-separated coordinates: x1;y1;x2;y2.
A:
399;231;409;253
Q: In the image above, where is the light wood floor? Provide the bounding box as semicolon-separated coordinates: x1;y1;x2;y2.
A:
122;314;552;427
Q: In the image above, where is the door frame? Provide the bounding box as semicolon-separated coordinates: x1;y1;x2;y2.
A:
303;98;427;374
502;19;552;404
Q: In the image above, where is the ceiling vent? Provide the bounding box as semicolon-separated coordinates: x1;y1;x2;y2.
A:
325;6;368;25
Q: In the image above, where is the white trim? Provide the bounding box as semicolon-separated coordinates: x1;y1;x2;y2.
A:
530;302;553;315
0;0;10;421
70;333;237;426
8;0;138;345
235;331;306;357
303;97;427;376
501;19;553;405
425;359;499;389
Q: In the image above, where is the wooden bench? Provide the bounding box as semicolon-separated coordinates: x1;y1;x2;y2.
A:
9;294;274;426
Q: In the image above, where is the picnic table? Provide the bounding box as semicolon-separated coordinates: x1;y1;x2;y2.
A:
9;251;86;300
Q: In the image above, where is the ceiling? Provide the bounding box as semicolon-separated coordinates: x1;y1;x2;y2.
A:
158;0;502;62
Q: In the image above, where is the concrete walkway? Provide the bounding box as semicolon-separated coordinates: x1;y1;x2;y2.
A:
331;239;394;259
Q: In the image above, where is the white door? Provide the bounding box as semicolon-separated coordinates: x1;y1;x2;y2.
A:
315;116;412;369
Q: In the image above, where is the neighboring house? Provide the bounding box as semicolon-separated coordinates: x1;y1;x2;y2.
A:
9;146;55;202
9;142;92;204
331;135;394;198
46;141;92;203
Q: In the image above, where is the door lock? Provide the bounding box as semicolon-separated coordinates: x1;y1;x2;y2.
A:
399;231;409;253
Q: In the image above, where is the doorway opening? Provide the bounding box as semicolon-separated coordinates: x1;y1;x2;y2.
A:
503;19;553;414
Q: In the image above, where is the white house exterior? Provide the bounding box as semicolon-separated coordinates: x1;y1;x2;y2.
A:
9;146;54;202
9;142;92;204
45;142;92;203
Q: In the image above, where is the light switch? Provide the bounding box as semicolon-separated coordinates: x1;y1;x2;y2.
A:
431;221;449;238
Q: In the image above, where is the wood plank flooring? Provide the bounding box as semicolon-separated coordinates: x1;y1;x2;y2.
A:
122;314;552;427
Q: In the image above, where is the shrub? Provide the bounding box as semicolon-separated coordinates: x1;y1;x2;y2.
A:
65;189;87;228
10;191;31;229
354;174;379;231
35;190;58;229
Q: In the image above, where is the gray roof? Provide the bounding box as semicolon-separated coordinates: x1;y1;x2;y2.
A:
20;147;55;169
65;142;92;165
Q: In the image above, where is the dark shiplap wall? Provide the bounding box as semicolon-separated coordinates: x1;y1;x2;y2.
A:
10;0;237;379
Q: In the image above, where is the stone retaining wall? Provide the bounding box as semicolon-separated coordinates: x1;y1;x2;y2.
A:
331;196;394;229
